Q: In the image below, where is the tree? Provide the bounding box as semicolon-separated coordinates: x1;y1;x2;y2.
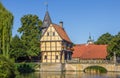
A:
0;2;14;57
0;55;17;78
95;32;113;45
107;32;120;58
17;14;42;58
9;35;27;61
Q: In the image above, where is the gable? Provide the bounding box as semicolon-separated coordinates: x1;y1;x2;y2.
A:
40;24;62;41
52;24;72;43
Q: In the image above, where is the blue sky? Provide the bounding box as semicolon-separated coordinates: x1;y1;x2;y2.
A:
1;0;120;44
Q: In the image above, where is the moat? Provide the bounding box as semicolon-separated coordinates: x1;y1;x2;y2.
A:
18;72;120;78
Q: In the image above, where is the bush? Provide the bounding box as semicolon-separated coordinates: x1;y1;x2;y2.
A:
17;63;35;74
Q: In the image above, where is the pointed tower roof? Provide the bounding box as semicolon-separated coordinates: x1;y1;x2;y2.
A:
87;33;94;44
41;11;52;29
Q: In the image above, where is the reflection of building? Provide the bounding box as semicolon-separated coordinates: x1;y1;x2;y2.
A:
39;72;64;78
40;11;73;63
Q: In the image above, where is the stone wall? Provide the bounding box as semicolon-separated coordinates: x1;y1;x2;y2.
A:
40;63;65;72
39;63;120;72
65;63;120;72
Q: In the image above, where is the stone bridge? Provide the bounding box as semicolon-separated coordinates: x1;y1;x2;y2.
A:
65;60;120;72
39;60;120;72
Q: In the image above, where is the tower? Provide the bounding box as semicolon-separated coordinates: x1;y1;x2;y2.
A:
87;33;94;44
41;11;52;35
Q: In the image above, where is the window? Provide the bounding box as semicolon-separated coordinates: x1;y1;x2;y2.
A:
56;55;58;59
53;32;55;36
44;55;47;59
47;32;49;36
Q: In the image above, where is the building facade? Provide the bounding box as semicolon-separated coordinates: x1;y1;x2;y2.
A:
40;11;73;63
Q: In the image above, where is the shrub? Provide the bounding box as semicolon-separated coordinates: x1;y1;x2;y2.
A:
17;63;35;74
0;55;17;78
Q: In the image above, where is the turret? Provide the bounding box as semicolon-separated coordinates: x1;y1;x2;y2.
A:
41;11;52;35
87;33;94;44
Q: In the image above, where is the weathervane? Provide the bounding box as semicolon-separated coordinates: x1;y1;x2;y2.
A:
89;32;91;39
44;2;48;11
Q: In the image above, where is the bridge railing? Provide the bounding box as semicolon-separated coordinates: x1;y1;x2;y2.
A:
66;59;115;64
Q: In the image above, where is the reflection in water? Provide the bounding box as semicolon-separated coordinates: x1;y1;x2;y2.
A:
18;72;120;78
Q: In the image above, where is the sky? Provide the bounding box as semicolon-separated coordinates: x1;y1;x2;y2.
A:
1;0;120;44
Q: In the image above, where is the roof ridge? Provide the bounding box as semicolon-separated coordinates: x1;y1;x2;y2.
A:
52;24;72;43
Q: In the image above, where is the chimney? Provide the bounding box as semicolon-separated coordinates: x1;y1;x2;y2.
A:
59;21;63;28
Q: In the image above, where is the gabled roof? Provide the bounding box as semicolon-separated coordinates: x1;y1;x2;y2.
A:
52;24;72;43
41;11;52;28
72;44;107;59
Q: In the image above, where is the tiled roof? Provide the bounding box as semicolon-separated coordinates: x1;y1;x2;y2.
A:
52;24;72;43
72;44;107;59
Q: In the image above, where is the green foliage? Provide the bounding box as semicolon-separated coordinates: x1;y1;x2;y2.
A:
0;2;14;57
107;32;120;58
17;14;42;57
17;63;35;74
95;32;120;59
9;35;27;60
0;55;17;78
95;32;113;45
84;66;107;73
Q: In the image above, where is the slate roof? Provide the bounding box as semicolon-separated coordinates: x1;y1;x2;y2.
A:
52;24;72;43
72;44;107;59
41;11;52;28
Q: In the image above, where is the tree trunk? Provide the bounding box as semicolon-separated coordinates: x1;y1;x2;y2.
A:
2;27;5;56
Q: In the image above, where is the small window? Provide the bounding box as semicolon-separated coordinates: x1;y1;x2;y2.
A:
44;55;47;59
56;55;58;59
53;32;55;36
47;32;49;36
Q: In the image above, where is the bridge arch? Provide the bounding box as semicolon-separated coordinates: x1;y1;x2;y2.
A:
83;65;107;73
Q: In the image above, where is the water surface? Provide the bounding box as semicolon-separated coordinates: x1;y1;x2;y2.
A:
18;72;120;78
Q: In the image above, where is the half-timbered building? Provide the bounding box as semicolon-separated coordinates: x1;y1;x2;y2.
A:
40;11;73;63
